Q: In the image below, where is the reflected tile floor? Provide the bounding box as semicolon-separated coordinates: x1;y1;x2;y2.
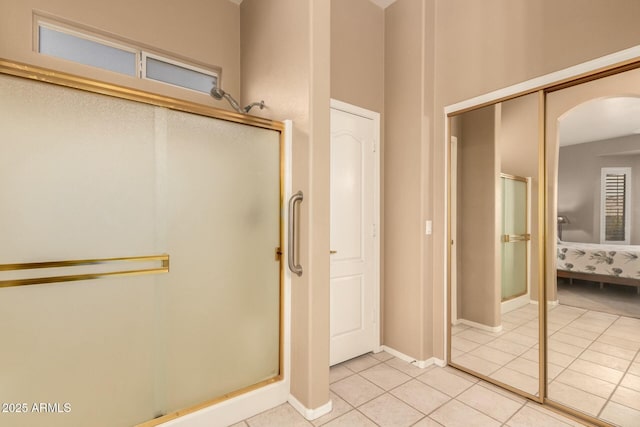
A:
451;303;640;427
232;351;588;427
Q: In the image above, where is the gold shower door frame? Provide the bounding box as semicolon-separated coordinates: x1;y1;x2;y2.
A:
500;173;530;302
0;59;287;427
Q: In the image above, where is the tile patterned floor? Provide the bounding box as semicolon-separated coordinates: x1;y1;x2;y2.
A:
232;350;588;427
451;303;640;427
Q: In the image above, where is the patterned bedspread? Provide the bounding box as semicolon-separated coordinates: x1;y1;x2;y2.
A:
557;241;640;279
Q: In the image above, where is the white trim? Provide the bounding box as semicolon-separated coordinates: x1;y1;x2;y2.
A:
501;295;531;314
288;395;333;421
381;346;446;369
329;98;382;357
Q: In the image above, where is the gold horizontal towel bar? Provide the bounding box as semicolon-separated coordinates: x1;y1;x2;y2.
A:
0;254;169;288
502;234;531;243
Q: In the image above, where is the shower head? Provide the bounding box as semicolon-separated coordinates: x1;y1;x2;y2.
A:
210;86;225;100
210;86;266;114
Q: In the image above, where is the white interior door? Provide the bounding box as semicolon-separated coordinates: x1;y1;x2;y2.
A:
330;100;379;366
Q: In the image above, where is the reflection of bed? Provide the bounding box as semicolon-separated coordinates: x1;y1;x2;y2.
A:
557;241;640;293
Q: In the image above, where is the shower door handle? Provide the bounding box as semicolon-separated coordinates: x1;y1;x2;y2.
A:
288;191;304;277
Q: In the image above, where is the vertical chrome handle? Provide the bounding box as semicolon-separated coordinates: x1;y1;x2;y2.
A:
288;191;303;277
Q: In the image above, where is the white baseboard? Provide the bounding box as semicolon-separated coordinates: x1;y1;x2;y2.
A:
457;318;503;333
381;346;446;369
288;395;332;421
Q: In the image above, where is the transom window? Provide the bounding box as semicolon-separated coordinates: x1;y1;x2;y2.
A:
35;16;219;95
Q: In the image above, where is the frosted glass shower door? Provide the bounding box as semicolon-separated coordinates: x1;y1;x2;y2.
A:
501;175;529;301
159;110;282;413
0;72;283;427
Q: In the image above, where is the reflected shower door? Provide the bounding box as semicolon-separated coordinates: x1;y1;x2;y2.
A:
501;175;529;301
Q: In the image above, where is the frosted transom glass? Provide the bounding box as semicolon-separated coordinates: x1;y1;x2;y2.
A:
0;74;282;427
39;26;137;76
145;57;217;94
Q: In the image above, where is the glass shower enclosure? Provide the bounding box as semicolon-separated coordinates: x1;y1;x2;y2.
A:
0;67;284;427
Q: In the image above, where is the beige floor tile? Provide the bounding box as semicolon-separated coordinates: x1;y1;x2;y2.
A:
451;353;501;376
342;354;382;372
312;392;352;427
477;381;527;404
489;367;539;396
330;364;354;384
621;372;640;392
506;403;582;427
511;324;539;339
557;325;601;340
504;357;539;379
451;336;482;352
451;323;471;335
485;337;530;356
359;393;423;427
456;329;497;345
322;410;378;427
330;374;384;407
390;379;450;415
547;362;564;380
611;386;640;411
588;341;637;361
229;422;248;427
598;333;640;351
553;368;616;399
547;381;606;417
469;344;518;366
628;362;640;376
547;339;585;357
360;363;412;390
579;348;631;372
456;383;524;422
520;348;539;363
568;358;624;384
416;367;474;397
384;357;427;377
600;401;640;427
412;417;444;427
371;350;395;362
500;331;538;348
247;403;311;427
443;366;481;383
429;400;501;427
547;349;576;368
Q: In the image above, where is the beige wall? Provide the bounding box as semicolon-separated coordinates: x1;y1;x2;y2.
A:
424;0;640;360
241;0;331;411
330;0;384;114
383;0;428;359
0;0;241;110
456;105;500;327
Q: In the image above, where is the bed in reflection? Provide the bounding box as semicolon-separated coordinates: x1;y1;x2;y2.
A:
556;240;640;293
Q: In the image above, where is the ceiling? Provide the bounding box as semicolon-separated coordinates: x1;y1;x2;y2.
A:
559;97;640;146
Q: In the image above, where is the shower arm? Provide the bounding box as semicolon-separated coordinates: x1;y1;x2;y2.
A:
210;87;265;114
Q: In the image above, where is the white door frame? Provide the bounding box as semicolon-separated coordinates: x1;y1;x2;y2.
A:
330;98;381;357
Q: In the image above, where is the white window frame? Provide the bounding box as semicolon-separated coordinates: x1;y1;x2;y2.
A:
600;167;632;244
34;15;220;95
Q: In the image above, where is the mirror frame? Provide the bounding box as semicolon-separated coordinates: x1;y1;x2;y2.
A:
445;45;640;426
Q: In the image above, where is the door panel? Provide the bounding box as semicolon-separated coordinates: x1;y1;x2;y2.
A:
330;105;377;366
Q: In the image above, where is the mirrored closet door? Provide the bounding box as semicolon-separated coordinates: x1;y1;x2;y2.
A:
545;65;640;427
448;92;543;399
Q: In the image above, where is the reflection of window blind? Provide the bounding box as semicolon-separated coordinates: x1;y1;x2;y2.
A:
605;173;626;241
